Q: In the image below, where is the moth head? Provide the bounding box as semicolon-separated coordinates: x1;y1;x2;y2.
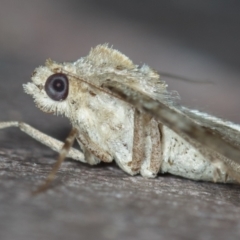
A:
23;59;77;116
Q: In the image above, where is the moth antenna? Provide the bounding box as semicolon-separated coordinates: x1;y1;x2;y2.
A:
32;128;78;195
159;71;213;84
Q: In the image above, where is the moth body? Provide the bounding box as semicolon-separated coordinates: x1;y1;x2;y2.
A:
1;44;239;184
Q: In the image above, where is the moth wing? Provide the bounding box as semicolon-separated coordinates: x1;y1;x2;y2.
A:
176;106;240;182
102;80;240;171
180;106;240;149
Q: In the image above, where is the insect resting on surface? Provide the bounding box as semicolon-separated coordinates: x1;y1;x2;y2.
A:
1;44;240;192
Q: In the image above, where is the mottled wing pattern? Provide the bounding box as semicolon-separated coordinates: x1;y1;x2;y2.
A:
102;80;240;173
181;107;240;149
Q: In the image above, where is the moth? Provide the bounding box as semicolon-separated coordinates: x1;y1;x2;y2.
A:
1;44;240;192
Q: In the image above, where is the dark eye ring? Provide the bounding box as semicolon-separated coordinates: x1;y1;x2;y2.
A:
44;73;69;101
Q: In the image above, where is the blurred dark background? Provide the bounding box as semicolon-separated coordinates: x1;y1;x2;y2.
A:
0;0;240;139
1;2;240;240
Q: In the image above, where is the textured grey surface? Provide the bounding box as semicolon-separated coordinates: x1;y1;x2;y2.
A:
1;147;240;240
1;1;240;240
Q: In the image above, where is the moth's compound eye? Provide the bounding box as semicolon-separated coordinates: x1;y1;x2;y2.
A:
45;73;69;101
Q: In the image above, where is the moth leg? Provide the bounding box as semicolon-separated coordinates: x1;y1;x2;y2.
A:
212;158;230;183
76;138;100;165
126;110;149;174
140;120;162;178
32;128;78;195
204;150;240;183
77;133;113;164
0;121;86;163
127;110;162;177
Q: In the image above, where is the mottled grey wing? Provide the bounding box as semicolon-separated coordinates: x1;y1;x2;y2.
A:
180;106;240;149
102;80;240;167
